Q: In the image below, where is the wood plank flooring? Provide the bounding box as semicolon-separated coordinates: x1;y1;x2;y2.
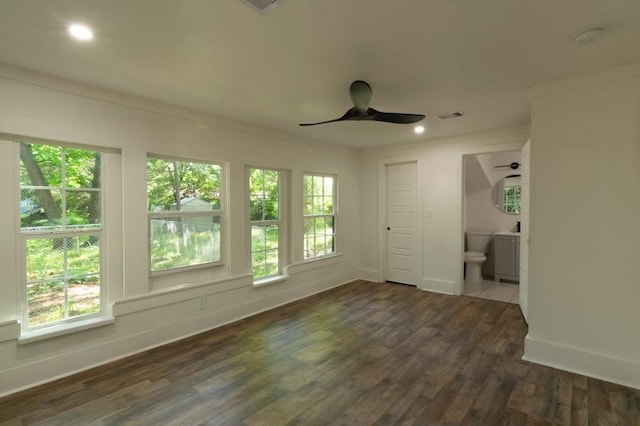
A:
1;280;639;425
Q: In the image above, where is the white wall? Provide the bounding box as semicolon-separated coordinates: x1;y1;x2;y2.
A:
525;62;640;389
358;128;528;295
0;64;361;396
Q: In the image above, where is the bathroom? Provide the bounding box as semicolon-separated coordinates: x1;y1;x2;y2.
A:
463;151;522;303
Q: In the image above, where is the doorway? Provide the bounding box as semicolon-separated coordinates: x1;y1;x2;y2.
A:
461;145;529;319
385;162;418;286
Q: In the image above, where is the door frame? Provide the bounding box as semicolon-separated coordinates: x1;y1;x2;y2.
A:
459;146;528;297
377;156;423;286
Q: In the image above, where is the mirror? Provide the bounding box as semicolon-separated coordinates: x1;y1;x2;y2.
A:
492;174;521;214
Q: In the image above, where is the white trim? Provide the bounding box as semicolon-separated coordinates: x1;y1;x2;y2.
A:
285;252;344;275
529;61;640;98
0;63;358;154
247;166;288;281
377;156;423;286
0;320;20;343
420;277;456;295
252;274;289;288
18;143;106;332
302;173;338;260
19;316;115;344
146;156;225;277
113;274;252;316
524;335;640;391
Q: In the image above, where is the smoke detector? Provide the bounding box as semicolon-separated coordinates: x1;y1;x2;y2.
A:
239;0;286;14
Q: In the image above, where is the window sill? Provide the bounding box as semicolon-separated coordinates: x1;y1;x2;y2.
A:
285;252;344;275
252;274;289;288
19;316;115;345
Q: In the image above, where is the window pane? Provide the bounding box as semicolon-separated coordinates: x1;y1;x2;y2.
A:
303;174;336;259
251;224;278;279
251;225;267;252
250;168;279;221
66;190;101;228
65;149;101;189
304;215;335;259
20;143;102;232
67;236;100;277
323;176;334;198
147;158;221;212
250;197;265;221
68;274;100;318
323;195;334;214
26;236;100;283
150;216;221;271
27;280;65;327
20;143;62;188
26;238;65;282
21;143;103;329
313;176;323;197
20;189;62;230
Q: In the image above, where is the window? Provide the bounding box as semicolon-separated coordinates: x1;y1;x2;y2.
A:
147;157;223;273
303;174;336;259
502;175;521;214
249;168;283;280
20;143;103;329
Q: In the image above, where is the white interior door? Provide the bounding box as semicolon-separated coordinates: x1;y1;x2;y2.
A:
386;162;418;285
519;141;530;322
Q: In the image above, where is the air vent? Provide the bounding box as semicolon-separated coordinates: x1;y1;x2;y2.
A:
239;0;285;14
438;111;464;120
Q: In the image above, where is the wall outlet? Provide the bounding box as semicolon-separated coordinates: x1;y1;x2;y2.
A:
197;296;207;311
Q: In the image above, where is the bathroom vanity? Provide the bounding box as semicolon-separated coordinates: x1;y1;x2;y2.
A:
494;232;520;283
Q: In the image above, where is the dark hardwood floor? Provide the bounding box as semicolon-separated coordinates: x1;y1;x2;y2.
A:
1;280;639;425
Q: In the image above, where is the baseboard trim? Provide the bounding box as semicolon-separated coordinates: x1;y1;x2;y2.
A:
518;293;528;323
523;335;640;390
420;277;456;295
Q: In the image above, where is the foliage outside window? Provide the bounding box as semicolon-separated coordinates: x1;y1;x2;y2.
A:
147;157;222;273
303;174;336;259
249;168;281;280
503;178;521;214
20;143;102;328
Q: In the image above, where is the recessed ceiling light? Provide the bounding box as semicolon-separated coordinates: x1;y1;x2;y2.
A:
574;27;604;43
68;23;94;41
414;125;425;134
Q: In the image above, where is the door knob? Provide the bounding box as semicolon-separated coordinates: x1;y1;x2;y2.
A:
387;227;390;230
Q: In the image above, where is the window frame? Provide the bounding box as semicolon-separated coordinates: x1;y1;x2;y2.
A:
303;173;337;260
247;166;288;282
146;155;225;277
19;142;106;331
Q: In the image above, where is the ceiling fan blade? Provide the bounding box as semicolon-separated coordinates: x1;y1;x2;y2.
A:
299;108;356;126
494;162;521;169
369;108;425;124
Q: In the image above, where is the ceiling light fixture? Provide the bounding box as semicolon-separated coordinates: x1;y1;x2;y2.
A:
574;27;604;43
414;125;425;134
68;23;94;41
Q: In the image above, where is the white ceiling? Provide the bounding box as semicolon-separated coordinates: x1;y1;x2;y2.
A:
1;0;639;148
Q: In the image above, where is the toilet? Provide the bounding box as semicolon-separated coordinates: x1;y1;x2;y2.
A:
464;230;493;283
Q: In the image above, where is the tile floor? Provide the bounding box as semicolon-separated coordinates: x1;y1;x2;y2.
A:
464;279;519;304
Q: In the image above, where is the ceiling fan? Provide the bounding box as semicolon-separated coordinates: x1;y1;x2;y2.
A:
299;80;425;126
494;162;521;170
